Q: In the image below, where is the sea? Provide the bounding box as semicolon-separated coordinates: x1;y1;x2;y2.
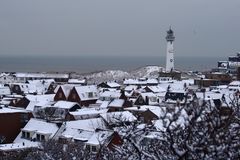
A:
0;55;226;73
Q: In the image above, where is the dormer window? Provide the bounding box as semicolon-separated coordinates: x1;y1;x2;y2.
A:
85;145;90;151
26;132;30;139
22;131;26;138
151;97;157;102
22;131;30;139
36;134;40;141
88;92;93;98
91;146;97;152
36;133;46;141
41;135;45;141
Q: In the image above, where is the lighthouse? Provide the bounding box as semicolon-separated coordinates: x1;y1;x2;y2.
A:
165;27;175;72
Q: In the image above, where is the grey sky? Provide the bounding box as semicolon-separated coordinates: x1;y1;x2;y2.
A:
0;0;240;58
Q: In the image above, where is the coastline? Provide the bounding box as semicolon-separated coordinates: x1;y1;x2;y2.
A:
0;55;224;73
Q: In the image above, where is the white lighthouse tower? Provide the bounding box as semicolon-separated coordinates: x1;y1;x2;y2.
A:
165;27;175;72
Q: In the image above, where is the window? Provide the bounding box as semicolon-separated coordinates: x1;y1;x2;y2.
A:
22;131;26;138
91;146;97;152
88;92;93;98
41;135;45;141
36;134;40;141
150;97;157;102
15;86;20;91
85;145;90;151
26;132;30;139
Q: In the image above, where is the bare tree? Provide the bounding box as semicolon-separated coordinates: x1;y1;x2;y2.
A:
7;96;240;160
98;97;240;160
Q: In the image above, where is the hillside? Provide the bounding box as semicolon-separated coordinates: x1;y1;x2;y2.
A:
73;66;164;84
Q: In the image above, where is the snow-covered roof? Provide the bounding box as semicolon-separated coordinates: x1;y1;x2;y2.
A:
125;105;166;118
70;108;108;117
99;91;121;98
168;90;187;93
0;142;39;151
141;92;157;98
53;101;79;109
0;73;10;77
21;118;59;135
27;79;55;84
182;79;195;85
26;94;55;102
0;86;11;95
108;99;125;108
11;81;51;94
60;128;114;146
68;79;86;84
100;111;137;124
14;72;69;79
62;129;93;141
145;86;166;93
124;85;138;92
221;85;229;89
158;81;186;91
54;84;77;96
14;118;59;144
86;130;114;146
75;85;99;101
196;91;222;100
139;92;159;104
125;91;134;97
34;101;55;108
25;94;55;111
0;107;29;114
63;118;106;132
99;101;110;109
123;78;158;85
105;82;121;88
229;81;240;86
4;95;23;98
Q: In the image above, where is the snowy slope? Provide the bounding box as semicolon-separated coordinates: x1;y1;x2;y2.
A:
74;66;164;84
77;70;131;84
130;66;164;78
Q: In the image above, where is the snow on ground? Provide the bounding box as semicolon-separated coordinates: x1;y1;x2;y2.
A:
73;66;165;84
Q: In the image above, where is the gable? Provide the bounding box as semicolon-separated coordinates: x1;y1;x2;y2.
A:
134;95;147;105
14;97;30;108
54;87;67;101
68;87;81;103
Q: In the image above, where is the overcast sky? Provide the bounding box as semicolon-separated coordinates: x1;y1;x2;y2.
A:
0;0;240;58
